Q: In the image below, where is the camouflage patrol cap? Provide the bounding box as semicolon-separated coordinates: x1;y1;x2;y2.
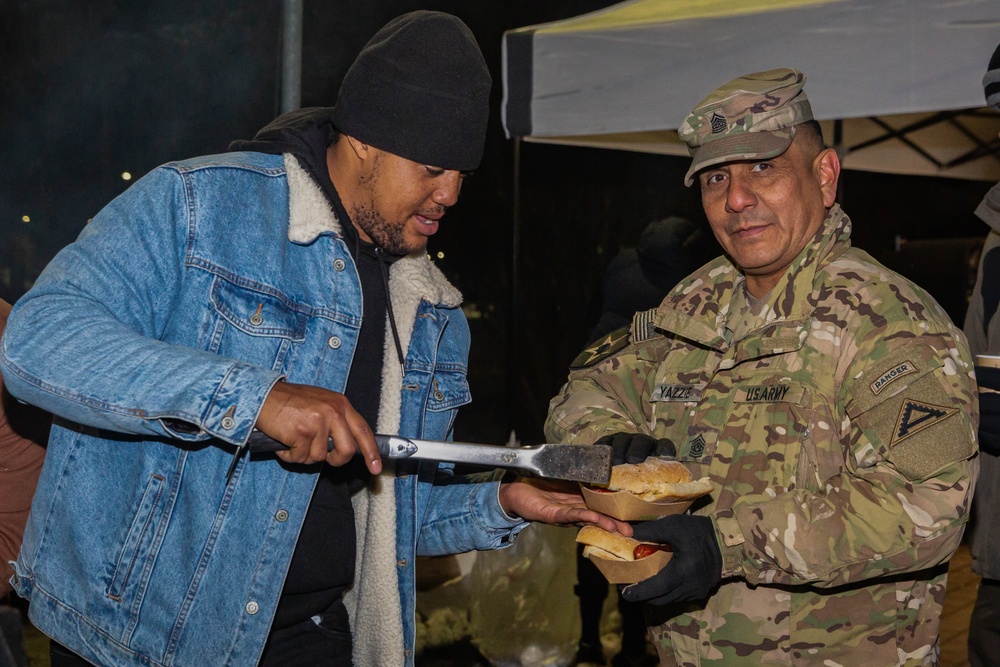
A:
678;68;813;187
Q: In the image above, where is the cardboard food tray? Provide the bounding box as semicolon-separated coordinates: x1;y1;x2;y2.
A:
977;355;1000;370
580;485;696;522
585;548;672;584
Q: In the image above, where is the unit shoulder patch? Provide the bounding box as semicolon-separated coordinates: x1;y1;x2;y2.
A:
891;399;959;446
851;365;974;480
570;326;631;370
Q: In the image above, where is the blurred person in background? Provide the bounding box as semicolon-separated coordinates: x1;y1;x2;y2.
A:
0;297;49;667
966;42;1000;667
571;216;716;667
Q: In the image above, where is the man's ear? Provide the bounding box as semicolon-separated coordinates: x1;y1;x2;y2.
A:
345;135;370;161
814;148;841;208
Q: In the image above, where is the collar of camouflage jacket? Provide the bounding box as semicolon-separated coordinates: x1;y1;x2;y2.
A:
653;204;851;352
976;181;1000;233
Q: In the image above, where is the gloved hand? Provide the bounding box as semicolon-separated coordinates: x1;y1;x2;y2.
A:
595;432;676;466
619;514;722;606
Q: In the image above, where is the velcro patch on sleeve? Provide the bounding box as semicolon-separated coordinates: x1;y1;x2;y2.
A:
845;342;936;416
892;399;959;445
846;343;974;481
631;308;659;343
570;326;631;370
870;361;917;395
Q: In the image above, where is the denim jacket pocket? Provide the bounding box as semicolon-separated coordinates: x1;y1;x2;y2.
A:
107;473;167;602
427;370;471;412
419;370;471;440
208;276;308;371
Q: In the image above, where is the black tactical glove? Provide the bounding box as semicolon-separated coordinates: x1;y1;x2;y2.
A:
594;432;676;466
619;514;722;606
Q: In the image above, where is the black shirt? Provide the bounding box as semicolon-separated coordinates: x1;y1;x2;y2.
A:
230;108;403;629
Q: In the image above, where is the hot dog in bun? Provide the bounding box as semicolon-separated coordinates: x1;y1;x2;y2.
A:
576;525;672;562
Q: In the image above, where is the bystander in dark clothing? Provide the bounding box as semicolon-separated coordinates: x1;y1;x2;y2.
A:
965;42;1000;667
0;298;49;667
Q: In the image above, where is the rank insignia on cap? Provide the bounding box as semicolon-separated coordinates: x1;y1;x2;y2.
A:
891;399;958;445
570;326;630;369
710;112;727;134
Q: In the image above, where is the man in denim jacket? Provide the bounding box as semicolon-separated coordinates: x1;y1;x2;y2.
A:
0;12;626;667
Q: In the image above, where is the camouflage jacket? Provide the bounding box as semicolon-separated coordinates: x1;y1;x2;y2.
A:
546;205;979;666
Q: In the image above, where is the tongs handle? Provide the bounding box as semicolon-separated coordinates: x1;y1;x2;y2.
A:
242;431;410;458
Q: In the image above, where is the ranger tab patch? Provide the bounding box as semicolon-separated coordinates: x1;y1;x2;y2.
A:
570;326;630;369
870;361;916;395
891;399;958;445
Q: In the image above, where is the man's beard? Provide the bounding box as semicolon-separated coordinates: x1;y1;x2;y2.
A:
351;154;421;256
352;203;415;256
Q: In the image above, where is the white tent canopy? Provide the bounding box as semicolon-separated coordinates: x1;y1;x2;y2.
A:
502;0;1000;180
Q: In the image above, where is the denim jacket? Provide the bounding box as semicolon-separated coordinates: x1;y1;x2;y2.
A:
0;151;526;667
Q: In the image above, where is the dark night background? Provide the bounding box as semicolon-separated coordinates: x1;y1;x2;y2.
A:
1;1;994;447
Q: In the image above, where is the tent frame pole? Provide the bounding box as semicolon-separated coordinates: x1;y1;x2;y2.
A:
508;137;522;438
280;0;304;113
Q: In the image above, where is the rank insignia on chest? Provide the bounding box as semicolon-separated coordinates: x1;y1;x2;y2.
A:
688;434;707;457
570;326;630;369
892;399;959;445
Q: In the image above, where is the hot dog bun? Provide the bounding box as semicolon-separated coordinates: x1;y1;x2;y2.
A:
576;526;643;562
601;458;712;502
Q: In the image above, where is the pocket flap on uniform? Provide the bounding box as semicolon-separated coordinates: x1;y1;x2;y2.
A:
211;277;307;340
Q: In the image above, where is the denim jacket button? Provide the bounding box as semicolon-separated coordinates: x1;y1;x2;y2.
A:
397;559;408;568
249;314;263;326
275;509;289;522
245;601;259;615
433;390;445;401
221;417;236;430
328;336;341;349
333;258;346;272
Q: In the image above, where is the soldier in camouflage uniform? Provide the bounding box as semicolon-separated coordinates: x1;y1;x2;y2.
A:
545;68;979;666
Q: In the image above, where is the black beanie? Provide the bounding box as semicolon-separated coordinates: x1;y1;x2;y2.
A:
332;11;491;172
986;42;1000;111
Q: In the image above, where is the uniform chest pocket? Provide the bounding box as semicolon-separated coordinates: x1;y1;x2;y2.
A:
207;277;309;371
722;378;817;493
